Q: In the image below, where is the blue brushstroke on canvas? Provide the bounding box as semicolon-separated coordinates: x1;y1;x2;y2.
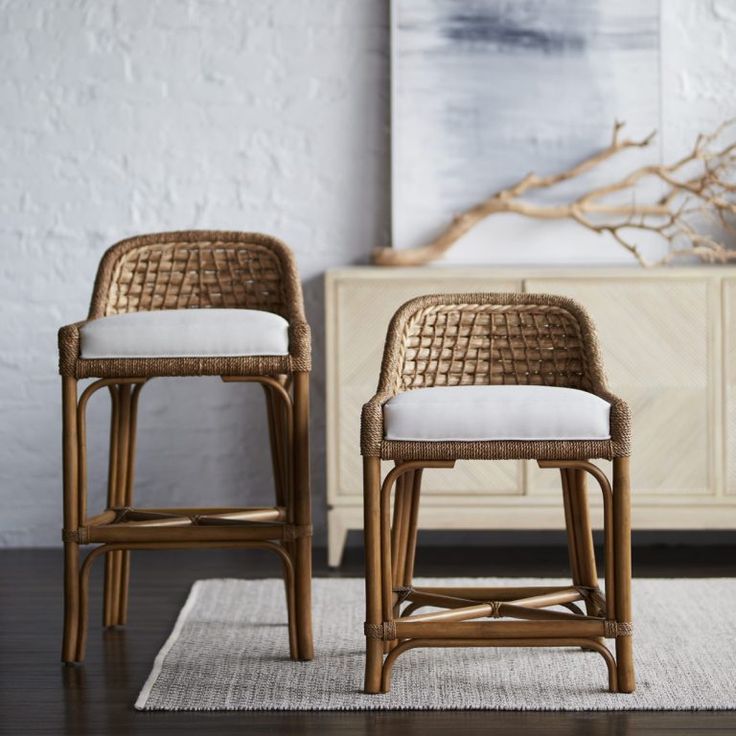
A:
393;0;660;256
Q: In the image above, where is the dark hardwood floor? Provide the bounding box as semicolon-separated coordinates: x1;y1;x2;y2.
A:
1;544;735;736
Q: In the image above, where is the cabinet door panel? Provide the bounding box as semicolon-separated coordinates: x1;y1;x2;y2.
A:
525;278;715;496
330;276;522;499
725;279;736;495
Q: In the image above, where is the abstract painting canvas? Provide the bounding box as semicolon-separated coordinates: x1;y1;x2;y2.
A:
391;0;662;264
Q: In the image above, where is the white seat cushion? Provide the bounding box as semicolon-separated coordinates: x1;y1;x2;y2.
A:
383;385;611;441
80;309;289;359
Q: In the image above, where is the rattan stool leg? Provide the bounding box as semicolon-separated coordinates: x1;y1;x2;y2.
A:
386;471;413;652
390;472;407;587
561;468;582;588
292;372;313;661
391;471;415;606
117;382;143;626
564;468;602;616
401;469;423;588
263;383;287;508
264;381;298;659
363;456;384;693
61;376;81;664
104;384;131;627
282;553;299;660
613;456;635;693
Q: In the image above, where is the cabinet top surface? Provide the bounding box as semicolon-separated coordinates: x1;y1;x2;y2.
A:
326;265;736;280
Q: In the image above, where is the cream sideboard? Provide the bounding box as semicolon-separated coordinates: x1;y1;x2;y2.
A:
325;266;736;567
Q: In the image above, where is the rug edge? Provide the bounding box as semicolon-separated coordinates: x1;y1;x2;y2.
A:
134;579;204;710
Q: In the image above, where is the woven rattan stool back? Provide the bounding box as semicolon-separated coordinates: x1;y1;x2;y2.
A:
380;293;607;394
88;230;304;320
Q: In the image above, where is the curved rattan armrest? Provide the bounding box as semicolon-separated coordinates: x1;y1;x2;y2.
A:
595;388;632;457
58;321;86;377
360;390;396;457
288;319;312;372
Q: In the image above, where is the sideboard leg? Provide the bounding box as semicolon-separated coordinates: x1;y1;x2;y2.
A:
327;509;349;568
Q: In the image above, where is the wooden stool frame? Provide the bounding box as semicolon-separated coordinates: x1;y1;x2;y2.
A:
58;231;313;664
360;293;635;695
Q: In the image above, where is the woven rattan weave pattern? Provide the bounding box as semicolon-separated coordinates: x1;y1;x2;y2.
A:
91;234;290;317
361;293;630;460
59;231;310;378
396;303;592;391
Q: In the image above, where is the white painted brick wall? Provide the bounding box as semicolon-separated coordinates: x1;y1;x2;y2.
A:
661;0;736;160
1;1;733;546
0;0;389;546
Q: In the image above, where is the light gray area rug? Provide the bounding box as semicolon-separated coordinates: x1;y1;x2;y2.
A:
136;577;736;711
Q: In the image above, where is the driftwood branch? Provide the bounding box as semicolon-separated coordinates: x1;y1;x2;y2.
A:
375;119;736;267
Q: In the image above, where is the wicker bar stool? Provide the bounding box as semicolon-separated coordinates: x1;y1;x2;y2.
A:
58;230;313;664
360;293;634;694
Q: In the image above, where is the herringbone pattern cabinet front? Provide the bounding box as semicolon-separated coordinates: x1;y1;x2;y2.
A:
325;267;736;567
